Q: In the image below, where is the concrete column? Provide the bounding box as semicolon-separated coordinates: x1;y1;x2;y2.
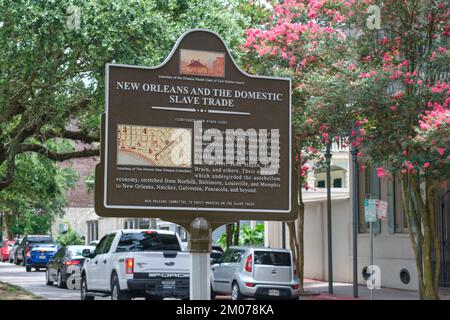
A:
190;253;211;300
189;217;211;300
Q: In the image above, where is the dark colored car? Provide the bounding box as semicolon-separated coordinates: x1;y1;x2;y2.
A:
16;235;53;266
25;243;58;272
46;245;95;289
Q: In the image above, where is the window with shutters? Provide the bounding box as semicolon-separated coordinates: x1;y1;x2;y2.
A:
87;220;99;243
333;178;342;188
124;218;150;229
387;176;409;233
358;166;381;234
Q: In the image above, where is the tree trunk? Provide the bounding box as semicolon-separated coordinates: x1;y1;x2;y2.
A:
233;222;240;246
286;161;305;292
225;224;234;248
296;180;305;291
401;175;440;300
286;220;300;278
4;211;15;240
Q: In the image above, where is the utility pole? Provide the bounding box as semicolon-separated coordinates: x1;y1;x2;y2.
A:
350;123;359;298
325;142;333;294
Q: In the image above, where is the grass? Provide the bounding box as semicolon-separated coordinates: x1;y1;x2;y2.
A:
0;281;45;300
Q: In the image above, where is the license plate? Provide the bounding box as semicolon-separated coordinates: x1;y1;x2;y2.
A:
268;289;280;296
39;255;46;260
162;280;176;286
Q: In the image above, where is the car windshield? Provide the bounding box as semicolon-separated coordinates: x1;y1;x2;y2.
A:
116;231;181;252
68;246;94;257
254;251;291;266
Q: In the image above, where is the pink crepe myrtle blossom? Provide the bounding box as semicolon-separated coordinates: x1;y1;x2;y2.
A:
376;167;392;179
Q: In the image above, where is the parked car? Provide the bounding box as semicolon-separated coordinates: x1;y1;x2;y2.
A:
16;234;53;266
210;246;299;300
25;243;58;272
46;245;95;289
80;229;190;300
0;240;16;262
11;240;22;264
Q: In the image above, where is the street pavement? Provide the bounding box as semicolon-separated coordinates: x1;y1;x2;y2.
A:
0;262;218;300
2;261;449;300
0;262;83;300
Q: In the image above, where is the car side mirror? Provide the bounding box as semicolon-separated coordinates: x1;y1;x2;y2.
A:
82;249;94;258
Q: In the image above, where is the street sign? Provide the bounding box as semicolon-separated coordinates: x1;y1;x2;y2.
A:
364;199;377;223
376;200;388;221
95;29;296;225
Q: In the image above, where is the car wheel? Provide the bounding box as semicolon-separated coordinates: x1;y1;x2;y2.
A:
111;273;131;300
25;266;31;272
57;270;67;289
45;269;54;286
231;282;244;301
80;274;94;301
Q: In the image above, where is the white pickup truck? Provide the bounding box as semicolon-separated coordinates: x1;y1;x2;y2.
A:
80;229;190;300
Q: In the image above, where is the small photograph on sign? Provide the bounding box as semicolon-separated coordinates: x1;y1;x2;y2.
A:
179;49;225;78
117;125;192;168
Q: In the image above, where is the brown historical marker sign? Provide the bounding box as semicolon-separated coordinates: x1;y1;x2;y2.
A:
95;29;296;225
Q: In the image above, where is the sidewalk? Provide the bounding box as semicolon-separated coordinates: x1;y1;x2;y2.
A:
300;278;450;300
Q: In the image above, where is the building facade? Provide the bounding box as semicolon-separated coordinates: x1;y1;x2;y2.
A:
265;146;450;291
52;157;186;244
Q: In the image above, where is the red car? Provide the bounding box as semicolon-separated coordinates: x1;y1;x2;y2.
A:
0;241;16;262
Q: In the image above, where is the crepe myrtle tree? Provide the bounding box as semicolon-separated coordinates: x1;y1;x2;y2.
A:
0;0;251;193
347;0;449;300
244;0;449;299
242;0;359;292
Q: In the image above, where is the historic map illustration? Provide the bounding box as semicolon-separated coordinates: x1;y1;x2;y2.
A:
117;125;192;168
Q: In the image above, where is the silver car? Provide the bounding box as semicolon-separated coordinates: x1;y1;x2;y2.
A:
210;246;299;300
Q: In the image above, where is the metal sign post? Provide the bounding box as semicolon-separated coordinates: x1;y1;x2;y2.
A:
364;198;377;300
369;220;374;300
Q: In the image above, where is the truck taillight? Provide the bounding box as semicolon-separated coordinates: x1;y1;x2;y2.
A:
245;254;252;273
125;258;134;274
26;245;31;257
